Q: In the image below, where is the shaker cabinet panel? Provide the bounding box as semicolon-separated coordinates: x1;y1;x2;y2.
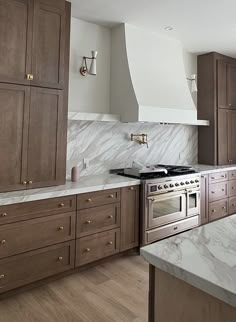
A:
31;1;65;89
0;0;33;85
217;60;227;109
218;109;229;165
26;87;64;188
0;84;30;192
228;110;236;164
227;64;236;109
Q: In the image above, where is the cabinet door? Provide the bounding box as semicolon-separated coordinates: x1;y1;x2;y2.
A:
218;109;229;165
200;175;209;225
0;0;33;85
227;64;236;109
26;87;65;188
0;84;30;192
228;110;236;164
120;186;140;251
31;0;65;89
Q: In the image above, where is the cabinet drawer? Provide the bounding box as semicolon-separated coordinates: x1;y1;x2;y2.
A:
0;241;75;294
0;213;76;259
229;170;236;180
209;199;228;222
209;182;228;202
0;196;76;225
77;204;120;238
229;180;236;197
229;197;236;215
146;216;199;244
208;172;228;184
77;189;120;210
76;229;120;267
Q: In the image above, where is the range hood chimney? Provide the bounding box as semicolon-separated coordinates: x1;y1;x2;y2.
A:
110;24;209;126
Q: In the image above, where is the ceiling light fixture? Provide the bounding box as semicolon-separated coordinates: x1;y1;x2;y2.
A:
164;26;174;31
80;51;98;76
187;74;198;93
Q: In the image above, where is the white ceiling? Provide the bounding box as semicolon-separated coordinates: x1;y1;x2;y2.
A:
70;0;236;57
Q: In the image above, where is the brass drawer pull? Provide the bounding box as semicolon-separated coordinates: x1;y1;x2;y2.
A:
0;274;5;279
173;226;178;230
58;226;64;231
107;241;113;245
28;181;33;185
130;187;134;191
26;74;34;80
221;175;225;178
222;206;226;210
59;203;65;207
22;181;27;185
221;189;225;192
212;209;216;213
211;191;215;194
233;204;236;207
1;213;7;218
109;194;114;199
211;177;215;180
85;248;91;252
1;240;6;245
87;198;92;203
58;256;63;261
232;187;236;190
85;220;91;224
108;215;113;219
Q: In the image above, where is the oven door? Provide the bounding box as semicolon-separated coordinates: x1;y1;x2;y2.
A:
147;191;187;229
187;189;200;217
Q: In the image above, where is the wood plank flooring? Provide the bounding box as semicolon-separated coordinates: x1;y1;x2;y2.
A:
0;255;149;322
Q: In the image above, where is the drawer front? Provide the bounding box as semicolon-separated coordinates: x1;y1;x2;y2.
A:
229;180;236;197
0;213;76;259
209;182;228;202
77;189;120;210
0;241;75;294
209;199;228;222
208;172;228;184
229;170;236;181
229;197;236;215
76;229;120;267
146;216;199;244
0;196;76;225
77;203;120;238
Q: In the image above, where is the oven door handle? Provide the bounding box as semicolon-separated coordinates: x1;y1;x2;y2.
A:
147;192;186;202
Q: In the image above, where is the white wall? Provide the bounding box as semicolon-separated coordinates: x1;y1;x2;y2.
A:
69;18;111;114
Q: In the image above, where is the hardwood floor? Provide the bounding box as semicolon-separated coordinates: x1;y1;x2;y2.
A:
0;255;149;322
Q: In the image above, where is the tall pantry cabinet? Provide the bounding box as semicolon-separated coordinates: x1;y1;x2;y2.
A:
0;0;70;192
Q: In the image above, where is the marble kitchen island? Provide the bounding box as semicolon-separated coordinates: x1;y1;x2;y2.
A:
141;215;236;322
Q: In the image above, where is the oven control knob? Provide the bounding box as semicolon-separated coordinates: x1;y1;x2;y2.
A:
158;185;163;190
175;183;179;187
180;182;185;186
170;184;174;188
164;184;169;189
195;179;199;183
190;180;194;184
185;181;190;185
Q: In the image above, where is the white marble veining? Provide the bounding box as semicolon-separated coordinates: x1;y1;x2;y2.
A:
194;164;236;175
67;120;198;177
0;174;140;206
141;215;236;307
68;112;121;122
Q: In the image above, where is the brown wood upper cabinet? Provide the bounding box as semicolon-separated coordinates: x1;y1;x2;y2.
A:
120;186;140;251
218;61;236;109
0;0;65;89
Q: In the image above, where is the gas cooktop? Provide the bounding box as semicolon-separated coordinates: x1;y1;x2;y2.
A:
118;163;198;179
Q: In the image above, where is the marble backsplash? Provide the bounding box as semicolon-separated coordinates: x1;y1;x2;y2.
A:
66;120;198;178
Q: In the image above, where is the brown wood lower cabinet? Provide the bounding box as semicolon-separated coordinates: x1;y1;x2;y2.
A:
209;199;228;222
0;241;75;294
76;229;120;267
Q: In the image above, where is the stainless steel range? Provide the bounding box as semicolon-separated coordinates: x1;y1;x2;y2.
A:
120;163;200;245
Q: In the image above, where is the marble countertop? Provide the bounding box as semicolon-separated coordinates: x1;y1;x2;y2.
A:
141;215;236;308
0;174;140;206
193;164;236;175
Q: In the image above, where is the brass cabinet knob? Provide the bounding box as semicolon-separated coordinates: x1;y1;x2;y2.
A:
59;203;65;207
107;241;113;245
1;213;7;218
0;274;5;279
26;74;34;81
28;181;33;185
232;187;236;190
233;203;236;207
85;220;91;224
130;187;134;191
58;226;64;231
58;256;63;261
22;181;27;185
108;215;113;219
229;103;232;106
109;194;114;199
85;248;91;252
222;206;226;210
87;198;92;203
1;240;6;245
212;209;216;213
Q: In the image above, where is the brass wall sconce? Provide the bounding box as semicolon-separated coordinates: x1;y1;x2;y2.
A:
80;51;98;76
131;133;149;148
186;74;198;92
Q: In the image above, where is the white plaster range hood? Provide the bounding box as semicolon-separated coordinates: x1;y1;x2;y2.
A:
110;24;209;126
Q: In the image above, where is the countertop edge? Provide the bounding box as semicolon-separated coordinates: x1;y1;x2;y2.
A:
141;248;236;308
